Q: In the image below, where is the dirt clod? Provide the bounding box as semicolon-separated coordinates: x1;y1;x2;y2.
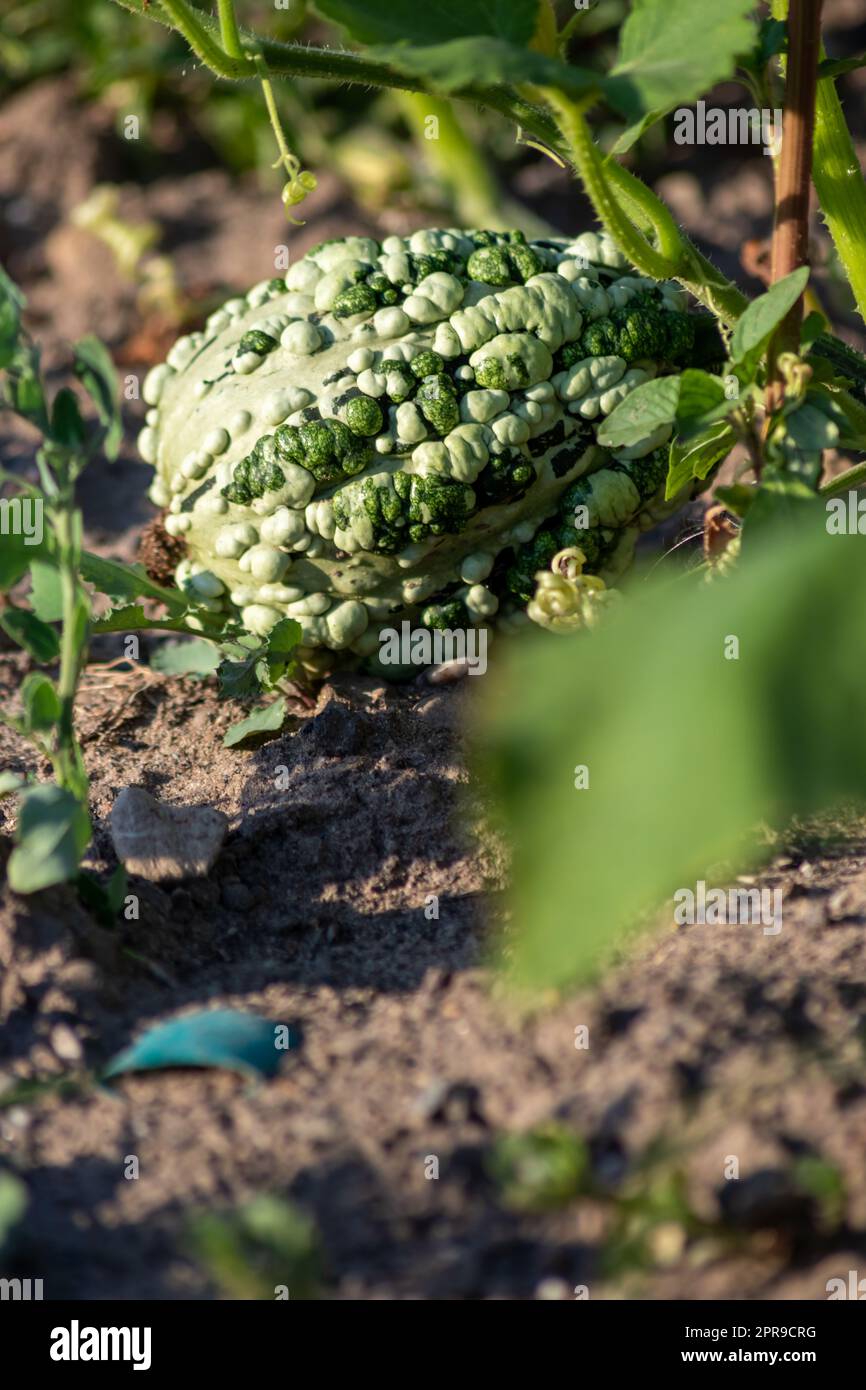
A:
110;786;228;881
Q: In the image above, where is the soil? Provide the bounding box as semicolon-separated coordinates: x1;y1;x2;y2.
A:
2;56;866;1301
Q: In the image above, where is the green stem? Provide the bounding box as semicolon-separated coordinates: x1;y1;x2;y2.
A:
602;156;749;324
544;91;751;324
254;54;294;170
601;159;685;263
53;501;88;798
772;0;866;323
109;0;564;152
813;71;866;323
397;92;506;229
820;459;866;495
158;0;253;78
543;91;677;281
216;0;244;61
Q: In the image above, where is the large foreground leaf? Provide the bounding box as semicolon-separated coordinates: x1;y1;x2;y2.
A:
476;510;866;990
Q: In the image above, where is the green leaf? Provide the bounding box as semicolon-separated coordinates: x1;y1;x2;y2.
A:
665;423;735;500
267;618;303;656
740;475;820;537
263;617;302;685
0;608;60;663
217;652;264;700
730;267;810;378
0;264;24;369
784;400;839;454
366;36;599;101
76;864;127;927
223;698;288;748
676;369;728;424
0;1171;27;1252
50;388;86;450
612;108;667;156
476;516;866;990
606;0;755;127
0;519;50;591
596;375;681;449
0;771;25;798
488;1126;589;1211
7;783;91;894
20;672;60;732
29;560;64;622
755;16;787;67
7;347;47;428
80;551;187;613
800;310;826;350
73;336;121;459
817;52;866;82
313;0;538;45
150;638;221;676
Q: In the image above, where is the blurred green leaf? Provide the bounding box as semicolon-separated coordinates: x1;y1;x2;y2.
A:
0;522;49;591
0;264;24;368
0;608;60;663
488;1124;589;1211
477;513;866;990
20;672;60;732
0;771;25;798
0;1171;27;1253
8;783;91;894
314;0;538;44
29;560;64;622
50;388;86;450
73;336;121;459
188;1195;321;1300
77;864;128;927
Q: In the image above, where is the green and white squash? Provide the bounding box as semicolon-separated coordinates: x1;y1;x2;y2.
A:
140;228;700;670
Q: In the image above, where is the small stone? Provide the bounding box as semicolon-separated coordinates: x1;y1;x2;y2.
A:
110;786;228;882
827;876;866;921
426;659;471;685
50;1023;83;1063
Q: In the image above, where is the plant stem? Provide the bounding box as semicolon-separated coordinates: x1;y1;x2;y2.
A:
813;69;866;323
52;498;88;798
158;0;253;79
820;459;866;495
216;0;244;61
109;0;565;153
396;92;508;229
769;0;823;347
543;91;678;281
254;55;294;171
773;0;866;323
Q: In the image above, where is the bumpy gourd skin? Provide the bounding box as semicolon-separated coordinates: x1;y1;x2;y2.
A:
140;228;693;668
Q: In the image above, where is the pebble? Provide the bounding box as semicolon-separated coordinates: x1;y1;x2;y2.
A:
50;1023;83;1063
110;786;228;882
426;659;471;685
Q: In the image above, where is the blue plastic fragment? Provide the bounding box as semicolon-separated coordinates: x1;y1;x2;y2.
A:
103;1009;300;1080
